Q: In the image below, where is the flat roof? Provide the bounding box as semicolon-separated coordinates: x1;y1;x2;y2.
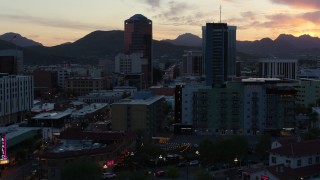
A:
71;103;108;116
242;78;281;83
0;124;41;141
114;95;164;105
258;58;297;62
31;103;55;113
32;109;74;120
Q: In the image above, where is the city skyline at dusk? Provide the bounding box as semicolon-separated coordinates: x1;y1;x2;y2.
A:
2;0;320;46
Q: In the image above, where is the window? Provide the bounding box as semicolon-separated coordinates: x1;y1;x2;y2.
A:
316;156;320;163
297;159;301;167
309;157;313;165
271;157;276;164
286;159;291;165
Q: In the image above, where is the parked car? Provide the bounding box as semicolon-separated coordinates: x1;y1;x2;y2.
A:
102;172;116;179
189;160;199;166
154;170;165;177
177;162;186;167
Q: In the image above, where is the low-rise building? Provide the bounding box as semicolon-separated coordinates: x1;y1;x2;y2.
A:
65;77;107;96
39;131;135;180
244;139;320;180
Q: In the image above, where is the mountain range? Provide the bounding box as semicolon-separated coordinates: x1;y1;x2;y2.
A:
0;31;319;65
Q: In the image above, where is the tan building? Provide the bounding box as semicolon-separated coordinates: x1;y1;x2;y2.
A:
64;77;107;96
111;96;166;137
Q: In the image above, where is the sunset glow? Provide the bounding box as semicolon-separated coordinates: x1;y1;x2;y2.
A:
1;0;319;46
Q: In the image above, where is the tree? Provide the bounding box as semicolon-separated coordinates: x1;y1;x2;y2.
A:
199;139;215;165
199;137;248;165
61;161;101;180
166;166;180;180
195;170;211;180
255;135;271;160
303;128;320;140
117;170;150;180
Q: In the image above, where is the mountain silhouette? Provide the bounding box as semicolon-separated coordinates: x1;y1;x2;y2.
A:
0;32;42;47
0;31;200;65
237;34;320;57
1;31;319;65
163;33;202;47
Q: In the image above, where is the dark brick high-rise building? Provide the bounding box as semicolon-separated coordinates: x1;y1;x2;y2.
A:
124;14;153;88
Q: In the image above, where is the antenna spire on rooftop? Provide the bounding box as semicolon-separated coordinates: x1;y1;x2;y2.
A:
220;4;222;23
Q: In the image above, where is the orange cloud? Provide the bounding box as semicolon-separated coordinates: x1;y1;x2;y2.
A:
270;0;320;9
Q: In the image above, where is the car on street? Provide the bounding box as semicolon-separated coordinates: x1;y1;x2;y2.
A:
177;162;186;167
154;170;165;177
102;172;116;179
189;160;199;166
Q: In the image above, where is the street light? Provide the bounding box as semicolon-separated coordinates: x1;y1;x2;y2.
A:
195;150;200;155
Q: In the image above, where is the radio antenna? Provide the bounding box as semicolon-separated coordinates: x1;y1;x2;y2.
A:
220;4;222;23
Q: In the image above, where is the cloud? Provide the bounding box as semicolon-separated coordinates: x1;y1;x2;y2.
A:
0;13;113;31
270;0;320;9
162;1;192;17
241;11;256;20
145;0;161;7
301;11;320;23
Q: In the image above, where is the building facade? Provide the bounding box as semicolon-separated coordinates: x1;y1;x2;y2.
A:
0;49;23;75
181;51;203;77
124;14;153;87
193;82;244;135
259;58;298;79
0;74;33;126
204;23;236;86
114;53;147;74
64;77;107;96
111;96;165;138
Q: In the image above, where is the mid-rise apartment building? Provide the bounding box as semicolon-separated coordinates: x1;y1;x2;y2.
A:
0;74;33;126
64;77;106;96
111;96;165;138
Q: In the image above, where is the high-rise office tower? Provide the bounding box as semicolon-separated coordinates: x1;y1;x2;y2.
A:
204;23;236;86
124;14;153;87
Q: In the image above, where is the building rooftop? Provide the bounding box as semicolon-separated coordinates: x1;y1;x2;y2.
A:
242;78;281;83
127;14;151;22
0;124;41;142
59;131;135;141
266;164;320;179
258;58;298;62
270;139;320;157
32;109;74;120
71;103;108;117
31;103;55;113
40;131;135;159
114;95;164;105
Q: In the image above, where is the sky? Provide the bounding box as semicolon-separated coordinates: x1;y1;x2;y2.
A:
1;0;320;46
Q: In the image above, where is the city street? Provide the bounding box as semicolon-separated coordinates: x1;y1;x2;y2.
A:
2;160;36;180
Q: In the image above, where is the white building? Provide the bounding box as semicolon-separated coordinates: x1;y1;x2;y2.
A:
114;53;147;74
242;78;269;135
0;74;33;126
244;139;320;180
181;84;206;125
298;68;320;79
259;58;298;79
181;51;203;77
